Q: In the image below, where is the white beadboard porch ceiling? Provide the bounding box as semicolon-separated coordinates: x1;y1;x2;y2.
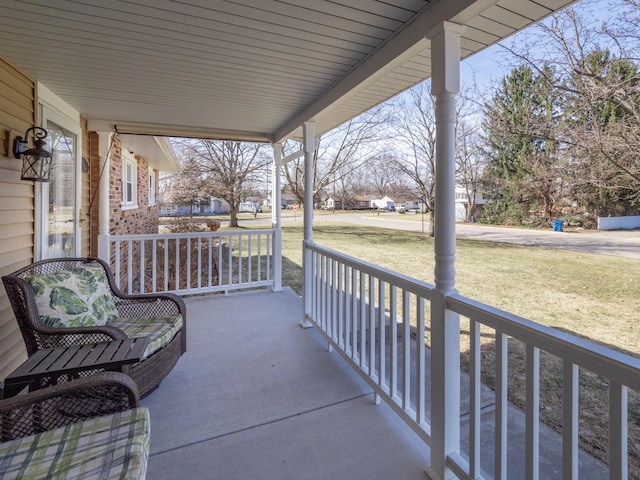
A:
0;0;574;143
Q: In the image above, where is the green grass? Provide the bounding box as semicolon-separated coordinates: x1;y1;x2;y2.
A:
282;223;640;352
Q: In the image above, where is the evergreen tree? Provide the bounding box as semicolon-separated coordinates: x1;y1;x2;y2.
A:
483;65;561;223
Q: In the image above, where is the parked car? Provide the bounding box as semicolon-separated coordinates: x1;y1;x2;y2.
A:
254;203;262;213
239;202;257;214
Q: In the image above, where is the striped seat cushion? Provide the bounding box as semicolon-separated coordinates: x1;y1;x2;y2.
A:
112;315;183;358
0;407;150;480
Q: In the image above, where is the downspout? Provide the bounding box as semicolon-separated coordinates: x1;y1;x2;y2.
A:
426;21;465;480
272;143;283;292
96;132;112;262
301;121;315;328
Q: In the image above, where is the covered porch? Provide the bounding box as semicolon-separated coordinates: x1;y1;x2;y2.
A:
1;0;639;478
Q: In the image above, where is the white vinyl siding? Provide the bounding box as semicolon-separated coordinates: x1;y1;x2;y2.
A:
0;56;35;379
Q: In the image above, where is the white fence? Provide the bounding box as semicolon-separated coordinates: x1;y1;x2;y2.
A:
306;241;640;479
597;215;640;230
107;229;275;295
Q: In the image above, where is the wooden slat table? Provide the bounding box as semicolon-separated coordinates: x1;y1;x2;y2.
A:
3;337;149;398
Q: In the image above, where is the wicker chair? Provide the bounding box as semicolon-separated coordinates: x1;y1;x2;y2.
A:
0;372;149;479
0;371;140;440
2;257;186;398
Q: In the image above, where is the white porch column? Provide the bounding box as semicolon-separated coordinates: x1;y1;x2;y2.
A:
426;21;465;480
96;132;113;262
301;121;315;328
271;143;283;292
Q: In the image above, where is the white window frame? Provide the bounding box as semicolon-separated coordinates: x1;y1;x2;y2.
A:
122;154;138;210
36;84;82;259
148;169;156;206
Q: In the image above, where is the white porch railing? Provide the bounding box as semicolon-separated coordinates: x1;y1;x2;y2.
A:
306;241;640;479
107;229;275;295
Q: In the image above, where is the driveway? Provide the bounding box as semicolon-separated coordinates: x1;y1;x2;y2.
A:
299;211;640;259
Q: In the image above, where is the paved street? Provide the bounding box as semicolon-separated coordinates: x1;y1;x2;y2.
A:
277;211;640;259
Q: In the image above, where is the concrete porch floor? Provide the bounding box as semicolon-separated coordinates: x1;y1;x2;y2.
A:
142;288;430;479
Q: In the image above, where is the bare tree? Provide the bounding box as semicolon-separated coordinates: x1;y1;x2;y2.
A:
364;151;403;198
174;140;270;227
456;118;485;221
455;82;488;222
390;81;437;235
282;105;391;207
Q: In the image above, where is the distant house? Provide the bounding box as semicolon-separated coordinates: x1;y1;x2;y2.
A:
281;192;298;208
346;195;372;210
159;196;230;216
324;197;335;210
455;186;485;221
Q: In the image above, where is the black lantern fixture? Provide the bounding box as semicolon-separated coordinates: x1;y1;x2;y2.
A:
13;126;53;182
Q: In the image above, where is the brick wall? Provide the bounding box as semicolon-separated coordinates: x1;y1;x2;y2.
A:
88;133;159;239
89;133;160;288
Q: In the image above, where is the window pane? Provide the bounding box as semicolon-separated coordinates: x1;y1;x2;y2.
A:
44;121;76;258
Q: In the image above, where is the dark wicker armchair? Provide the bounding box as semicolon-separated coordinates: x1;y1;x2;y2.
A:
2;257;186;397
0;371;139;441
0;372;149;479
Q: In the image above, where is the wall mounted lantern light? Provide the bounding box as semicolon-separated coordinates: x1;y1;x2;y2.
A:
13;126;52;182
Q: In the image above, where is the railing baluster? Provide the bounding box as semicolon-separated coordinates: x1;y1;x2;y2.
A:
115;240;121;290
257;233;262;281
227;234;232;286
175;238;180;291
321;254;327;330
314;251;320;322
369;275;375;378
609;380;628;480
402;290;411;411
378;280;386;393
208;237;212;288
337;261;344;349
248;235;252;283
526;344;540;480
332;259;338;343
139;239;145;294
197;236;202;289
218;235;224;287
562;361;578;480
267;232;271;281
351;266;358;360
186;237;191;290
127;240;133;294
416;296;425;425
236;235;244;283
163;238;168;292
495;329;508;480
389;286;397;400
470;319;481;479
359;271;366;368
152;238;157;293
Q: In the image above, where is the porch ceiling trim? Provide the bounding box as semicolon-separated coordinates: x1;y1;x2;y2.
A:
114;122;272;144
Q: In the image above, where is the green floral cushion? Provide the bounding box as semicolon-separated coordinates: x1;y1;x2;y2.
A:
25;262;118;328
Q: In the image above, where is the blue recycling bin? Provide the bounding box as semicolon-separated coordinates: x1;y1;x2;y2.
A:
553;220;563;232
